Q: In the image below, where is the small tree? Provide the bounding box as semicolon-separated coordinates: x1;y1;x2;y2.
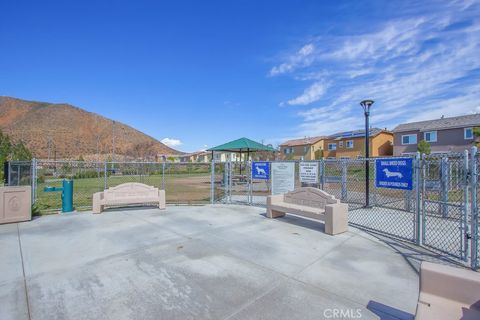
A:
417;140;431;155
10;141;32;161
473;127;480;146
314;149;323;160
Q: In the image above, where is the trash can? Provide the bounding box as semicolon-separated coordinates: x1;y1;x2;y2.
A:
61;179;74;213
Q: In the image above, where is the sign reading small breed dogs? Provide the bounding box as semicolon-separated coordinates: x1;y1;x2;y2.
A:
375;158;413;190
252;161;270;180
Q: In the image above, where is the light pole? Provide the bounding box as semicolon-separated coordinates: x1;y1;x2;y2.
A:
360;99;374;208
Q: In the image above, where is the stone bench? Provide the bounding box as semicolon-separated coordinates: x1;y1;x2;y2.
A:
266;187;348;235
92;183;165;214
416;261;480;319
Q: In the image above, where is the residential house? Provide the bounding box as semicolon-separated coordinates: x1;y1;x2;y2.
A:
212;152;241;162
179;151;244;163
279;136;327;160
392;114;480;156
323;128;393;159
179;151;211;163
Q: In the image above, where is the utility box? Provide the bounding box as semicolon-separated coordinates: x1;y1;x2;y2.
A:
0;186;31;224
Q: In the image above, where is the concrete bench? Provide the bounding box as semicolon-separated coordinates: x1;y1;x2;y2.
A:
92;183;165;214
416;261;480;319
266;187;348;235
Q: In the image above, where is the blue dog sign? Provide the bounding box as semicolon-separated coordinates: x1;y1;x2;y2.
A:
252;161;269;180
375;158;413;190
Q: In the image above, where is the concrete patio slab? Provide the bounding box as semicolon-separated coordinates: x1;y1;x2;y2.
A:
0;224;29;320
0;204;419;320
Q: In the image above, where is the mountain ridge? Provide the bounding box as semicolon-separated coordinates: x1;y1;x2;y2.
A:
0;96;182;160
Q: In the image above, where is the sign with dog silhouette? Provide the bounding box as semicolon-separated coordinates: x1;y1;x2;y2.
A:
252;162;270;180
375;158;413;190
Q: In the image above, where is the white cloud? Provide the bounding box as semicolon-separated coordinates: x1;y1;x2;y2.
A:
269;44;315;76
269;0;480;138
161;138;183;147
287;81;328;105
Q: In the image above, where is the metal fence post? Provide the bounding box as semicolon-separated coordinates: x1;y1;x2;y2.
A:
463;149;470;261
320;159;325;190
31;158;37;204
228;159;232;203
440;157;449;217
471;146;478;269
415;152;422;245
249;160;253;205
104;161;108;190
210;160;215;204
7;161;11;186
162;162;165;190
341;160;347;201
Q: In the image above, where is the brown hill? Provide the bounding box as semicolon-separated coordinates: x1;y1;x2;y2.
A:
0;96;182;160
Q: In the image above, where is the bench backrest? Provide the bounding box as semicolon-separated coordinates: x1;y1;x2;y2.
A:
283;187;339;209
104;183;159;201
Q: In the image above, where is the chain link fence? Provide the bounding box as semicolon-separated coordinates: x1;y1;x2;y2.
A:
7;151;480;269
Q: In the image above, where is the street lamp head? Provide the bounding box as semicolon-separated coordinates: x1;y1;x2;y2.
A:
360;99;374;114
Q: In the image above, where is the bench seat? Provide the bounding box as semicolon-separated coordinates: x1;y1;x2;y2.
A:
93;183;165;214
267;187;348;235
416;262;480;320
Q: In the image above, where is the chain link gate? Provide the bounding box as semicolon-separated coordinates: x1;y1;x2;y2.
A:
471;147;480;269
340;158;417;242
225;160;251;204
421;153;469;261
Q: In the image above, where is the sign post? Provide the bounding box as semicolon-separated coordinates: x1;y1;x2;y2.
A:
375;158;413;190
271;162;295;195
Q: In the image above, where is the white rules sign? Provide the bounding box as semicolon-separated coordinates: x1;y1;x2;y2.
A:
271;162;295;195
299;162;319;184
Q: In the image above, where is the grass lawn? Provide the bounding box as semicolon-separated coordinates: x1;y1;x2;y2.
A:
36;173;220;212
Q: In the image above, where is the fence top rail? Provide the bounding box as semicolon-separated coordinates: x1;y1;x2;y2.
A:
9;160;33;165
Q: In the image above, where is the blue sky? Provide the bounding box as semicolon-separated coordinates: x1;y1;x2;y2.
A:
1;1;479;152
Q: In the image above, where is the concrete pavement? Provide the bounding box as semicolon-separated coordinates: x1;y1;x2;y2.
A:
0;205;419;320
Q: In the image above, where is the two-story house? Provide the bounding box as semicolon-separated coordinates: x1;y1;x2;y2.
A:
279;136;327;160
323;128;393;159
392;114;480;156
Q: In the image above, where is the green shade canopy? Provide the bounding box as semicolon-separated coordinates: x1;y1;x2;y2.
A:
207;137;276;153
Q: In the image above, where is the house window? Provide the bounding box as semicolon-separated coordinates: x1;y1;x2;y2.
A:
328;143;337;150
339;141;344;147
303;146;308;153
465;128;474;140
424;131;437;142
346;140;354;149
401;134;417;145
